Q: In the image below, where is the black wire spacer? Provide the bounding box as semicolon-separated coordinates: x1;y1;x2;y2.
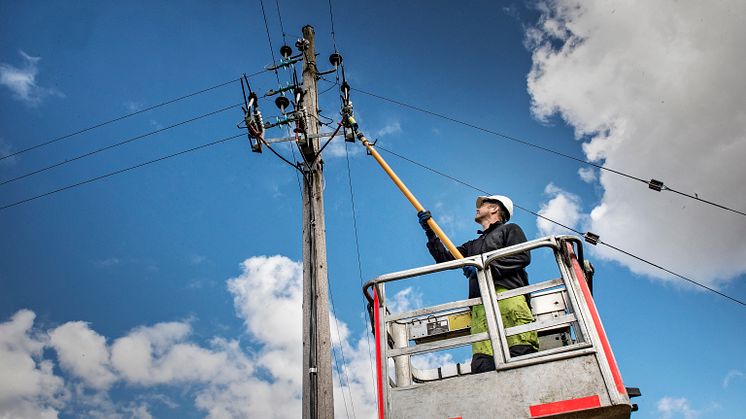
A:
584;232;600;246
648;178;664;191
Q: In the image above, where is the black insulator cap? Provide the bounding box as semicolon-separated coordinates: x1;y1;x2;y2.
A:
275;96;290;111
280;45;293;59
329;52;343;67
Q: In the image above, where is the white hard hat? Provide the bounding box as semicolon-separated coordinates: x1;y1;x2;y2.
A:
476;195;514;221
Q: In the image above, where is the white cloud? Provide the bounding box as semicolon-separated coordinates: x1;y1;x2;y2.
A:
190;255;207;265
723;369;745;389
124;101;143;113
387;287;423;314
536;183;583;236
49;322;117;390
374;121;402;138
324;137;363;159
657;396;698;419
577;167;596;183
526;0;746;285
322;121;400;160
0;254;388;418
0;310;66;418
94;258;121;268
0;50;63;107
0;138;18;166
221;255;379;418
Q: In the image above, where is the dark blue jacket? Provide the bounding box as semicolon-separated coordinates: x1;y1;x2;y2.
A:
426;221;530;298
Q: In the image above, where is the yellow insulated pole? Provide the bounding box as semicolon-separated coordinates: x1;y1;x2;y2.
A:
356;132;464;259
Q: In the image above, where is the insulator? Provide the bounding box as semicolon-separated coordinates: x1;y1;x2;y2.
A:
280;45;293;59
294;88;303;105
295;38;309;52
254;111;264;133
275;96;290;113
329;53;342;67
341;81;350;102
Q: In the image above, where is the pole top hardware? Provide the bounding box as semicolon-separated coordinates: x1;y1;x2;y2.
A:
294;87;304;107
295;38;310;52
266;83;299;97
265;56;303;72
317;52;344;76
280;44;293;59
238;75;263;153
329;52;342;67
275;96;290;113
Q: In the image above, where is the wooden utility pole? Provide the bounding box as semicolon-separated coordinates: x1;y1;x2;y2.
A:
299;25;334;419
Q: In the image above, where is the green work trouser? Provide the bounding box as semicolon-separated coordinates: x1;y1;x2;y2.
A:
471;286;539;356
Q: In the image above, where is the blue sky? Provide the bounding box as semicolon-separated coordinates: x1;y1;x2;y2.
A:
2;1;746;418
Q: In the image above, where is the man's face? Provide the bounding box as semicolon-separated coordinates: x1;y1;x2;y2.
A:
474;202;496;224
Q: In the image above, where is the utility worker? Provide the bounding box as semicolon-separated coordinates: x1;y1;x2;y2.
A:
418;195;539;373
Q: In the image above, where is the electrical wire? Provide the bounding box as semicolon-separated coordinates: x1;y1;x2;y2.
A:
344;140;378;403
249;126;305;177
336;81;746;219
258;0;281;84
319;79;340;96
0;75;266;162
328;290;357;419
274;0;287;44
1;103;242;187
327;0;338;51
0;133;244;212
372;144;746;308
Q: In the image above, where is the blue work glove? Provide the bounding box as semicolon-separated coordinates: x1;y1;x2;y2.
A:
417;210;432;231
462;266;477;280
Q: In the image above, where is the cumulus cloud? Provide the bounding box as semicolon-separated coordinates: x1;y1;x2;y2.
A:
225;255;378;418
657;396;698;419
0;310;66;418
577;167;596;183
537;183;583;236
1;255;389;418
0;50;63;107
49;322;117;390
387;287;424;314
526;0;746;285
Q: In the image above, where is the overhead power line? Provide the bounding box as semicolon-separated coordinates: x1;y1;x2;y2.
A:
374;144;746;309
343;140;378;401
0;75;265;161
342;83;746;219
273;0;287;43
1;103;242;187
0;133;243;212
258;0;281;84
328;290;357;419
327;0;338;51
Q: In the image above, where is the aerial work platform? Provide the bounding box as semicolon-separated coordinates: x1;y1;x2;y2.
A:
364;235;638;419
